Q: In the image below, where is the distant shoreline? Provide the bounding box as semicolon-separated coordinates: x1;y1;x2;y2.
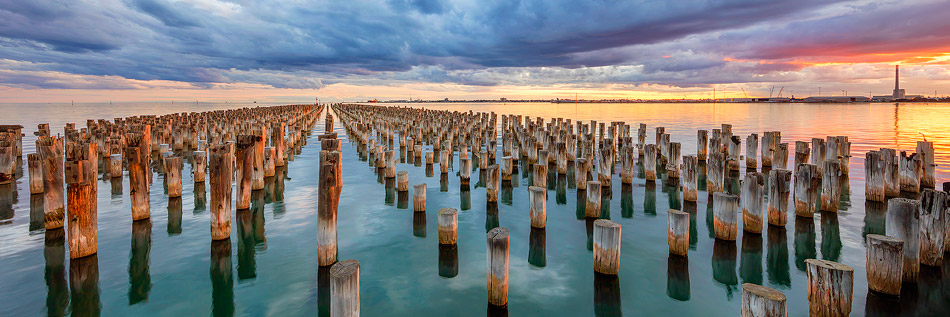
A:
369;99;950;104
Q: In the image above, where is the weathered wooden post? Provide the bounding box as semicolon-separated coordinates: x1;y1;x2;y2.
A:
440;150;450;174
885;198;920;282
235;136;255;210
28;153;44;194
767;169;791;227
164;156;182;198
38;136;65;228
263;147;275;178
397;171;409;192
644;144;657;181
593;219;622;275
487;227;510;307
820;160;842;212
741;172;765;234
727;136;741;171
479;150;489;170
919;189;947;266
741;283;786;317
330;259;361;317
318;145;342;266
125;134;150;221
794;164;820;218
529;186;546;229
385;150;396;178
865;234;903;296
697;130;708;161
773;143;789;170
501;156;512;181
682;155;698;202
586;181;602;218
460;158;471;186
532;163;547;188
193;151;206;183
438;208;458;245
899;151;921;193
916;141;935;188
761;131;780;167
805;259;853;317
745;134;758;170
668;209;689;256
880;148;899;196
108;154;122;178
413;184;426;212
576;158;589;190
65;156;97;259
713;192;739;241
707;152;725;193
425;151;434;166
620;147;635;184
486;165;499;202
794;141;810;168
864;151;885;202
209;144;233;240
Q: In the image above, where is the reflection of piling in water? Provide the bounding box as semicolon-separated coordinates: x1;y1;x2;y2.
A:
740;234;763;285
487;227;510;307
820;211;842;262
865;234;903;296
794;216;817;272
69;254;101;316
644;182;657;216
413;211;426;238
129;220;152;304
317;266;331;317
886;198;920;282
528;228;546;268
438;244;459;278
666;254;690;301
712;239;738;296
767;227;790;286
806;259;854;317
620;184;633;218
593;273;622;316
167;197;182;235
741;283;786;316
30;193;45;231
45;229;68;316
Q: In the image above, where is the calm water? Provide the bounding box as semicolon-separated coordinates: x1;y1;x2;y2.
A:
0;102;948;316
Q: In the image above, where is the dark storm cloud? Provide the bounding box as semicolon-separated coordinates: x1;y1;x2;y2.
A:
0;0;945;89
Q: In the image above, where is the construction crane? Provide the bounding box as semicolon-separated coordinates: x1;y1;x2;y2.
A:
777;87;784;98
769;86;775;98
741;88;748;98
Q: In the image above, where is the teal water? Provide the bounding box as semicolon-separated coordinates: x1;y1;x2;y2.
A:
0;102;948;316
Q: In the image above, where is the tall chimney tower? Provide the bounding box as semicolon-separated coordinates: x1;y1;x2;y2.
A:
892;65;905;99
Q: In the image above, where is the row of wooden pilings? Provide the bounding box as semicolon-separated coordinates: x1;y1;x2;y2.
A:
325;103;948;316
11;104;321;266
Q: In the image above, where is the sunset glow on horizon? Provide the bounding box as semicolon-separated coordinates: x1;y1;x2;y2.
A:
1;0;949;103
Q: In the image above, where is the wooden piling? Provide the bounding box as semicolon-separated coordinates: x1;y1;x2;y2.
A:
413;184;426;212
706;152;725;193
668;209;689;256
885;198;920;282
713;192;739;241
532;163;547;188
501;156;512;181
65;158;97;259
767;169;791;227
745;134;758;169
864;151;885;202
644;144;657;181
193;151;206;183
919;189;947;266
794;164;820;218
820;160;842;212
741;283;786;317
576;158;589;190
460;158;471;185
899;151;921;193
486;165;499;202
682;155;699;202
487;227;510;307
438;208;458;245
28;153;44;194
164;156;182;198
805;259;853;317
529;186;546;229
916;141;935;188
697;130;708;161
586;181;601;218
263;147;275;178
108;154;122;178
330;259;361;317
880;148;899;196
865;234;903;296
209;144;233;240
235;136;255;210
318;149;342;266
593;219;622;275
397;171;409;192
440;150;450;174
38;136;65;228
741;172;765;234
125;134;149;221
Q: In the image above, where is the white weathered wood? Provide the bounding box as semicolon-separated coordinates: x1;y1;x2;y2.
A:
330;260;360;317
487;227;510;307
668;209;689;256
593;219;621;275
885;198;920;282
713;192;739;241
919;189;947;266
865;234;903;296
805;259;853;317
741;283;786;317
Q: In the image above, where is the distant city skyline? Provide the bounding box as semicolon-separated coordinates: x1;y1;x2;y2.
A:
1;0;949;103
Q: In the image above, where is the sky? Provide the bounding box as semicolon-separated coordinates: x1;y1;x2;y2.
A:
1;0;949;103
